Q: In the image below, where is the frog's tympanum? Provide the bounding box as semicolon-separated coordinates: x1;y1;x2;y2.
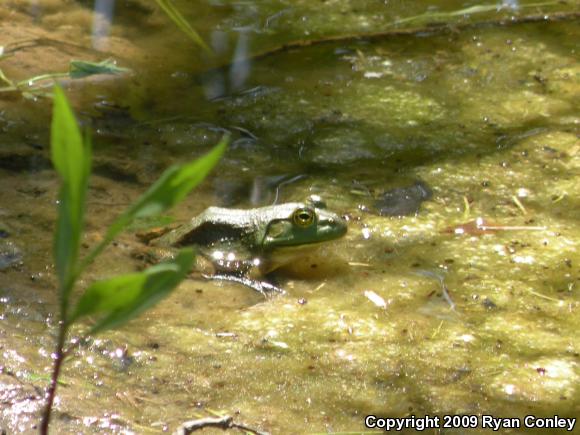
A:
141;202;347;295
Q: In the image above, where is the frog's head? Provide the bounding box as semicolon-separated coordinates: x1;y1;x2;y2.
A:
260;202;347;250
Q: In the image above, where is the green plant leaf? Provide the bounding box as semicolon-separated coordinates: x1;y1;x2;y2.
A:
153;0;211;53
76;136;227;277
105;136;227;244
51;86;91;296
69;249;194;334
69;59;131;79
0;67;16;88
126;138;228;220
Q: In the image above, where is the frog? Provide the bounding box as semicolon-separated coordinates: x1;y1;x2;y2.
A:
136;200;348;295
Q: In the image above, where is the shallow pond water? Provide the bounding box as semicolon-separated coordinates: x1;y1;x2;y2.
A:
1;0;579;434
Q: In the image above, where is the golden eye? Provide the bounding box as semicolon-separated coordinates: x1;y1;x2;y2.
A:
292;207;316;227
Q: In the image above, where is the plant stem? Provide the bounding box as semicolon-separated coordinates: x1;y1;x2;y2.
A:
16;72;69;88
39;321;68;435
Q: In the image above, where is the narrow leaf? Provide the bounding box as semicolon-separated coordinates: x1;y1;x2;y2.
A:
51;86;91;294
69;249;194;333
69;59;131;79
107;136;227;241
51;86;85;198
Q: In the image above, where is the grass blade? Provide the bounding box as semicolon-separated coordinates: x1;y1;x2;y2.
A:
154;0;211;53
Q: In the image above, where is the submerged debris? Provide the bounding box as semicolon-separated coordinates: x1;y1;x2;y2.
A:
415;270;456;311
364;290;389;309
0;240;22;270
374;180;433;216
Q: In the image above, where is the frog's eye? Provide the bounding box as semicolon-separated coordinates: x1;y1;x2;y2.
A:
292;207;316;227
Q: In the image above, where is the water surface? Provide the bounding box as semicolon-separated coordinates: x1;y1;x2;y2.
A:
0;0;579;433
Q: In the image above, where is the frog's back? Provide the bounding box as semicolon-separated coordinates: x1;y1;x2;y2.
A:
152;206;260;249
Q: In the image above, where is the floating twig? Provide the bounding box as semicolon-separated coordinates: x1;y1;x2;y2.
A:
173;415;269;435
431;320;445;339
443;217;546;235
462;196;471;220
348;262;372;267
523;288;564;304
511;196;528;215
313;282;326;292
551;193;566;203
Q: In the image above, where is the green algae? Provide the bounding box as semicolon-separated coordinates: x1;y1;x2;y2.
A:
0;1;579;434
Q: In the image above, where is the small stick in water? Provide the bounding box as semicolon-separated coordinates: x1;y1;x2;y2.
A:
443;217;546;236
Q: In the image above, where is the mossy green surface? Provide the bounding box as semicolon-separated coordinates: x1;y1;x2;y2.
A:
0;1;578;433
